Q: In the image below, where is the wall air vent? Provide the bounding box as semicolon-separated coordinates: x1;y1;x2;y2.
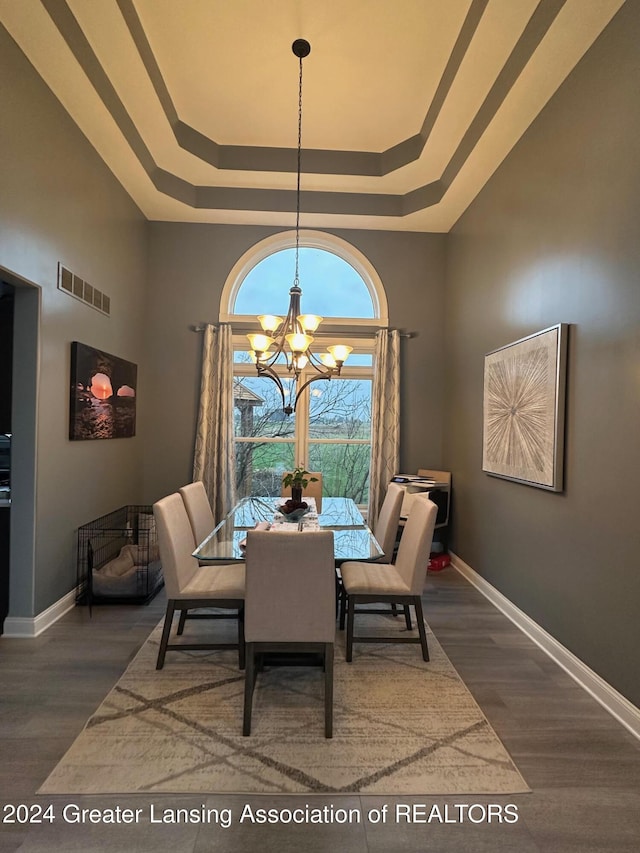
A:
57;263;110;316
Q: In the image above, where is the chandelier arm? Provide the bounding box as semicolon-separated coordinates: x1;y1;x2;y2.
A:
259;287;299;370
292;374;331;411
261;346;293;375
286;291;301;339
263;334;288;363
255;362;288;410
305;350;335;375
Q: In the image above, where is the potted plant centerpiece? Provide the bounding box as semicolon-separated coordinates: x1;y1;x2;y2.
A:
282;467;318;508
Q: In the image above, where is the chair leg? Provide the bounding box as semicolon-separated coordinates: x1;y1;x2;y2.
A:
156;601;176;670
243;642;255;736
324;643;334;738
339;587;347;630
390;603;398;617
403;605;413;630
414;597;429;662
177;610;187;635
346;595;355;662
238;608;245;670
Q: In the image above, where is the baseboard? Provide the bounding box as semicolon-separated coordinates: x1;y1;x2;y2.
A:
2;589;77;638
449;552;640;742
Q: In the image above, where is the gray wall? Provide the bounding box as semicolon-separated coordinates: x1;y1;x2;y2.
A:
0;25;149;614
143;224;446;504
444;2;640;705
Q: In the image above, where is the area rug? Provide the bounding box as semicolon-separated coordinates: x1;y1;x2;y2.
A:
39;614;529;795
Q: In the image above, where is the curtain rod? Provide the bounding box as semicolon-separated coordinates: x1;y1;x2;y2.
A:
191;324;414;338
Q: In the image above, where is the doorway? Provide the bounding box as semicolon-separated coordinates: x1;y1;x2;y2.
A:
0;282;13;629
0;266;39;633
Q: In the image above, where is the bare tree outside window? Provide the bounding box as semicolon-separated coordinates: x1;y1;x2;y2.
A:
308;379;371;505
233;374;295;498
234;370;371;504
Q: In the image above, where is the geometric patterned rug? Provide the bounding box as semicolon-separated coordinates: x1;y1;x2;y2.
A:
39;613;529;795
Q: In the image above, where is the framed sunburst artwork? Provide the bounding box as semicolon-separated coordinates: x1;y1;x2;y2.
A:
483;324;568;491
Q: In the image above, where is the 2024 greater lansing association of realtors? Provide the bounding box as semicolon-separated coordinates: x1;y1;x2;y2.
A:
4;802;520;828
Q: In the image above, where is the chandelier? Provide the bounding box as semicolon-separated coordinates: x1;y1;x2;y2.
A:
246;39;352;416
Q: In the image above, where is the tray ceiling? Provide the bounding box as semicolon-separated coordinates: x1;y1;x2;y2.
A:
0;0;625;231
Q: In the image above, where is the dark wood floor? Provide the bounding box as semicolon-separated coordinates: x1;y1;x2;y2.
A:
1;568;639;852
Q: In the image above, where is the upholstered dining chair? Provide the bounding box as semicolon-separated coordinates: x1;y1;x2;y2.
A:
177;480;237;636
280;471;323;513
337;481;405;627
372;480;409;624
242;529;336;738
340;494;437;662
179;480;215;546
153;492;245;670
374;481;405;562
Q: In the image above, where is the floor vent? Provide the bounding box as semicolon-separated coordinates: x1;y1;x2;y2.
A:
57;263;110;316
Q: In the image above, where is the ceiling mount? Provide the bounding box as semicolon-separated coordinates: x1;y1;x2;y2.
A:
292;39;311;59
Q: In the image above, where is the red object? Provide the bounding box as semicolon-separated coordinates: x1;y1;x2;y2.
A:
428;553;450;572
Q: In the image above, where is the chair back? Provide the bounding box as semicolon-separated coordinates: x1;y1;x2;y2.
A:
179;481;215;546
244;530;335;643
393;494;437;594
153;493;199;598
374;482;404;561
281;472;323;513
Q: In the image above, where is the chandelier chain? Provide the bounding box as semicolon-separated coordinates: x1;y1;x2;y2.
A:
294;51;303;287
245;39;352;415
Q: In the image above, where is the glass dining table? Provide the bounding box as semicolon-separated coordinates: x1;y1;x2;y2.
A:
193;496;383;564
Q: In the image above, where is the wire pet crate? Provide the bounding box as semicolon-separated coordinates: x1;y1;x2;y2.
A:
76;505;164;606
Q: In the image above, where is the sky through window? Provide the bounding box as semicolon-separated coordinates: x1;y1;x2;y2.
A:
233;248;375;318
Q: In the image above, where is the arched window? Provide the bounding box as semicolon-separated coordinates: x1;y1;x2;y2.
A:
222;231;387;506
220;229;388;326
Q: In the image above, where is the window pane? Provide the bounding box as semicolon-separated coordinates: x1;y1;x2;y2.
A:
308;378;372;440
234;374;297;497
309;443;370;505
234;248;374;318
235;442;295;498
341;353;372;366
233;376;296;439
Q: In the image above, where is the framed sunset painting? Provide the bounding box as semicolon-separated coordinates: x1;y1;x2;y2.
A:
69;342;137;440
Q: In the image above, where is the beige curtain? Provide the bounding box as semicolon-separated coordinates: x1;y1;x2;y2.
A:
368;329;400;525
193;324;236;521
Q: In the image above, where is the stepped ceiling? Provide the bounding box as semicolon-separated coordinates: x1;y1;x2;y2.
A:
0;0;625;231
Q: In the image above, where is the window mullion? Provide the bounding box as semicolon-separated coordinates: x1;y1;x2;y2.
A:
295;369;310;467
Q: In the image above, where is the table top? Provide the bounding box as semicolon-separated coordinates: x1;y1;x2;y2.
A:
193;496;383;564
